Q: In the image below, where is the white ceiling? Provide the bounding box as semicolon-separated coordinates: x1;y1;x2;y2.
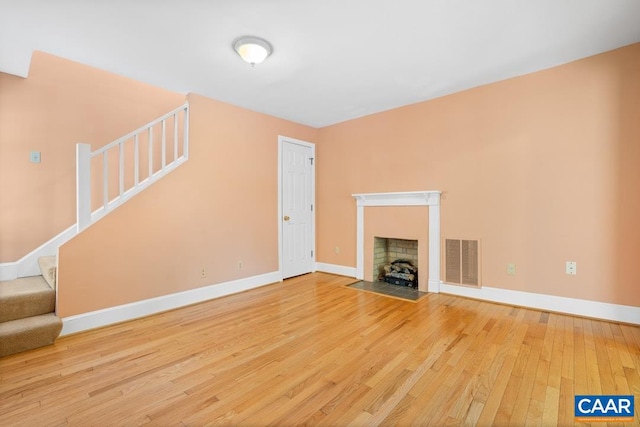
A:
1;0;639;128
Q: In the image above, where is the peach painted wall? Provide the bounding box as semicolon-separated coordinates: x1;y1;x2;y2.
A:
57;93;317;317
0;51;185;262
317;43;640;306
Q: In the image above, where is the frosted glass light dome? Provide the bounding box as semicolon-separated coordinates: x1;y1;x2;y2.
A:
233;36;273;66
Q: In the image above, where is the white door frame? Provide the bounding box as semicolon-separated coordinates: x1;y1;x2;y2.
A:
278;135;316;280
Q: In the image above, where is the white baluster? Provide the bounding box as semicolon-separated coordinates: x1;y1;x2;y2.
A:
183;106;189;160
161;119;166;169
119;142;124;198
173;113;178;162
148;127;153;178
103;151;109;210
134;134;139;187
76;144;92;232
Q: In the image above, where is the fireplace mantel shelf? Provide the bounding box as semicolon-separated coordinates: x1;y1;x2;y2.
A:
352;191;441;207
352;191;441;293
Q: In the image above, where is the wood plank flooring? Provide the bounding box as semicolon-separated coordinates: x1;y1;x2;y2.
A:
1;273;639;426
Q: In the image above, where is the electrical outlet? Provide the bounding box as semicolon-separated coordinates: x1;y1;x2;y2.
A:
507;263;516;275
30;151;41;163
200;267;206;278
238;261;243;270
335;246;340;254
566;261;577;275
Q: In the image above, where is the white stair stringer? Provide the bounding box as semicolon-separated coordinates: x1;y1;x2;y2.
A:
0;225;75;281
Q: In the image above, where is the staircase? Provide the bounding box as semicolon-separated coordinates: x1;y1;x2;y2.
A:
0;256;61;357
0;102;189;356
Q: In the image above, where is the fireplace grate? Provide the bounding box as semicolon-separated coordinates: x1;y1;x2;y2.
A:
379;259;418;288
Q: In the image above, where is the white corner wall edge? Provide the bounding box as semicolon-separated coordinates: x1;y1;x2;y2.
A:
0;224;76;281
0;262;18;281
60;271;280;336
316;262;357;278
440;282;640;325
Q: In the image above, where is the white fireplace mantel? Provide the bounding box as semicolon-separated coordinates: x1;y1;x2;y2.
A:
352;191;441;293
353;191;441;207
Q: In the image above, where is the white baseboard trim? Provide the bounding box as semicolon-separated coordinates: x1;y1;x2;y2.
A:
60;271;280;336
0;224;77;281
439;282;640;325
316;262;357;278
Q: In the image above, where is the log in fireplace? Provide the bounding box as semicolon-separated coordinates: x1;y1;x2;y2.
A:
379;259;418;288
374;237;419;288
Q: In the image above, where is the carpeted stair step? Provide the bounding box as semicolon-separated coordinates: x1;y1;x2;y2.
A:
0;276;56;323
0;313;62;357
38;256;57;289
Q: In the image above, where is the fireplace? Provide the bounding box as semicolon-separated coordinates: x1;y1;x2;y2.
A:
352;191;441;293
374;237;418;288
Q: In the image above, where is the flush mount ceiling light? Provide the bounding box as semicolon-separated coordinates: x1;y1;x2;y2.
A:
233;36;273;66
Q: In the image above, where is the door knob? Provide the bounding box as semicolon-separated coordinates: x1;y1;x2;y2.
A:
283;215;290;221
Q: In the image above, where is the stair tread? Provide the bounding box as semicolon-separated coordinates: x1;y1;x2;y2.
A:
0;276;54;298
0;313;62;357
0;313;61;331
0;276;56;323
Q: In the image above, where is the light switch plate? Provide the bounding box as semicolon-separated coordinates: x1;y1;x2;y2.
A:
566;261;577;275
30;151;41;163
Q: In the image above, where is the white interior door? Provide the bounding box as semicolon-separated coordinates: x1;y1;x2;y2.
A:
279;137;314;279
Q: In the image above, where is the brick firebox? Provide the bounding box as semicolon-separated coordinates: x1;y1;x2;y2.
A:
373;237;418;281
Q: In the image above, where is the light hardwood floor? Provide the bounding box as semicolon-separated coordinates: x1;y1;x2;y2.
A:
1;273;639;426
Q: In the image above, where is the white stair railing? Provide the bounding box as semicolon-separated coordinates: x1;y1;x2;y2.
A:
76;102;189;232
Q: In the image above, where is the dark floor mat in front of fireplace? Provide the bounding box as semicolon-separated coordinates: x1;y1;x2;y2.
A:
347;281;428;302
